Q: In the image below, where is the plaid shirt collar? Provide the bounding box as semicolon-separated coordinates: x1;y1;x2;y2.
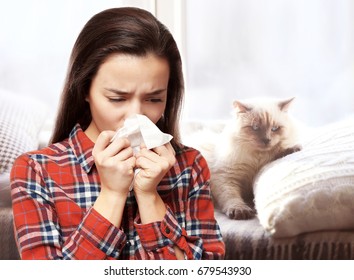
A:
68;124;95;173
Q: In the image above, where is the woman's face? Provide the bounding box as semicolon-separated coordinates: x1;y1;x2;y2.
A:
85;53;169;141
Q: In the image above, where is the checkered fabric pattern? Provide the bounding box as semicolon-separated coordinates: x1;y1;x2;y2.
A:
0;90;48;173
11;124;225;260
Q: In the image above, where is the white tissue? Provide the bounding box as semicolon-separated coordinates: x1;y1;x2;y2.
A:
111;114;173;152
110;114;173;191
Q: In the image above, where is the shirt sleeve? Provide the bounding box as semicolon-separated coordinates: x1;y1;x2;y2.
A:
10;154;126;260
184;151;226;259
134;150;225;260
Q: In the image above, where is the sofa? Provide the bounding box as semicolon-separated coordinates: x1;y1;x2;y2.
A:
2;89;354;260
182;117;354;259
0;206;19;259
0;90;50;260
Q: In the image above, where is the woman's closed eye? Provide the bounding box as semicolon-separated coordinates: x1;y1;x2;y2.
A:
108;97;126;102
146;98;163;103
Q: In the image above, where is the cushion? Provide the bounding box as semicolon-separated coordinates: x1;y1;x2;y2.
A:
254;118;354;238
0;89;48;174
0;172;11;207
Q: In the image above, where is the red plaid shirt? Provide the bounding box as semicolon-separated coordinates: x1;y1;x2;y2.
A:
11;124;225;260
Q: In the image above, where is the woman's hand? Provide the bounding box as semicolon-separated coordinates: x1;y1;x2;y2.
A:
133;142;176;224
92;131;136;227
133;142;176;195
92;131;136;196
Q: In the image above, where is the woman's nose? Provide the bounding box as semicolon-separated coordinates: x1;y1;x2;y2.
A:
129;100;143;116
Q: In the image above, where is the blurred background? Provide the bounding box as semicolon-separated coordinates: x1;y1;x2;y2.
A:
1;0;353;127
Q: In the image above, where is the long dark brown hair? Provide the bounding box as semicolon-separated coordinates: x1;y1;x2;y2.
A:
51;7;184;148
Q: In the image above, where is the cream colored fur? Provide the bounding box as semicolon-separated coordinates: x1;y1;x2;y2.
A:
204;98;301;219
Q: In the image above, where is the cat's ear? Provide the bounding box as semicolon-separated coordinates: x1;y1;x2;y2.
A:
278;97;295;112
233;100;252;113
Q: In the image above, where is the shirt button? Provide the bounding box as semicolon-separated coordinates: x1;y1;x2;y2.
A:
165;227;171;234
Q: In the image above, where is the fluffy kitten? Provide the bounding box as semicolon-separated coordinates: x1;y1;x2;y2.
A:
208;97;301;220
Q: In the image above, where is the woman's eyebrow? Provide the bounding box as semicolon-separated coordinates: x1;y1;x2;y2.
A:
104;88;131;95
145;89;167;96
104;88;167;95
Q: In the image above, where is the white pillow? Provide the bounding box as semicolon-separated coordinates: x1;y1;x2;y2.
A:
254;118;354;238
0;89;49;173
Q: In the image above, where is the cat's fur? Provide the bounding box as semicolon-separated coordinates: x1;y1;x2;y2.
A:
205;97;301;220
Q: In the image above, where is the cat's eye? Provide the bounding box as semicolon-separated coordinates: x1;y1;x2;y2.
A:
252;124;259;131
271;126;280;132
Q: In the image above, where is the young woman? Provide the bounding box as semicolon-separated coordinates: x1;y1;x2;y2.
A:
10;7;225;260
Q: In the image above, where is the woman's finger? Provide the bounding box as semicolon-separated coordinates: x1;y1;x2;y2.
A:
93;131;116;154
94;132;131;159
153;142;175;157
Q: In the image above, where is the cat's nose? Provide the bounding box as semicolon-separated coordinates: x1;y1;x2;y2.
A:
262;138;271;145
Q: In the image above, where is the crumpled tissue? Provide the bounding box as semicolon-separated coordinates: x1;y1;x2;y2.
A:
111;114;173;190
111;114;173;152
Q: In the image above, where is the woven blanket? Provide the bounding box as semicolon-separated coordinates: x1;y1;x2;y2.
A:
215;210;354;260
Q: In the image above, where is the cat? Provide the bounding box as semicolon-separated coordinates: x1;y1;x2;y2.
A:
204;97;301;220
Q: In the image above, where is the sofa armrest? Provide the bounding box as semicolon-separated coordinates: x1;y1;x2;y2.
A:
0;207;20;260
